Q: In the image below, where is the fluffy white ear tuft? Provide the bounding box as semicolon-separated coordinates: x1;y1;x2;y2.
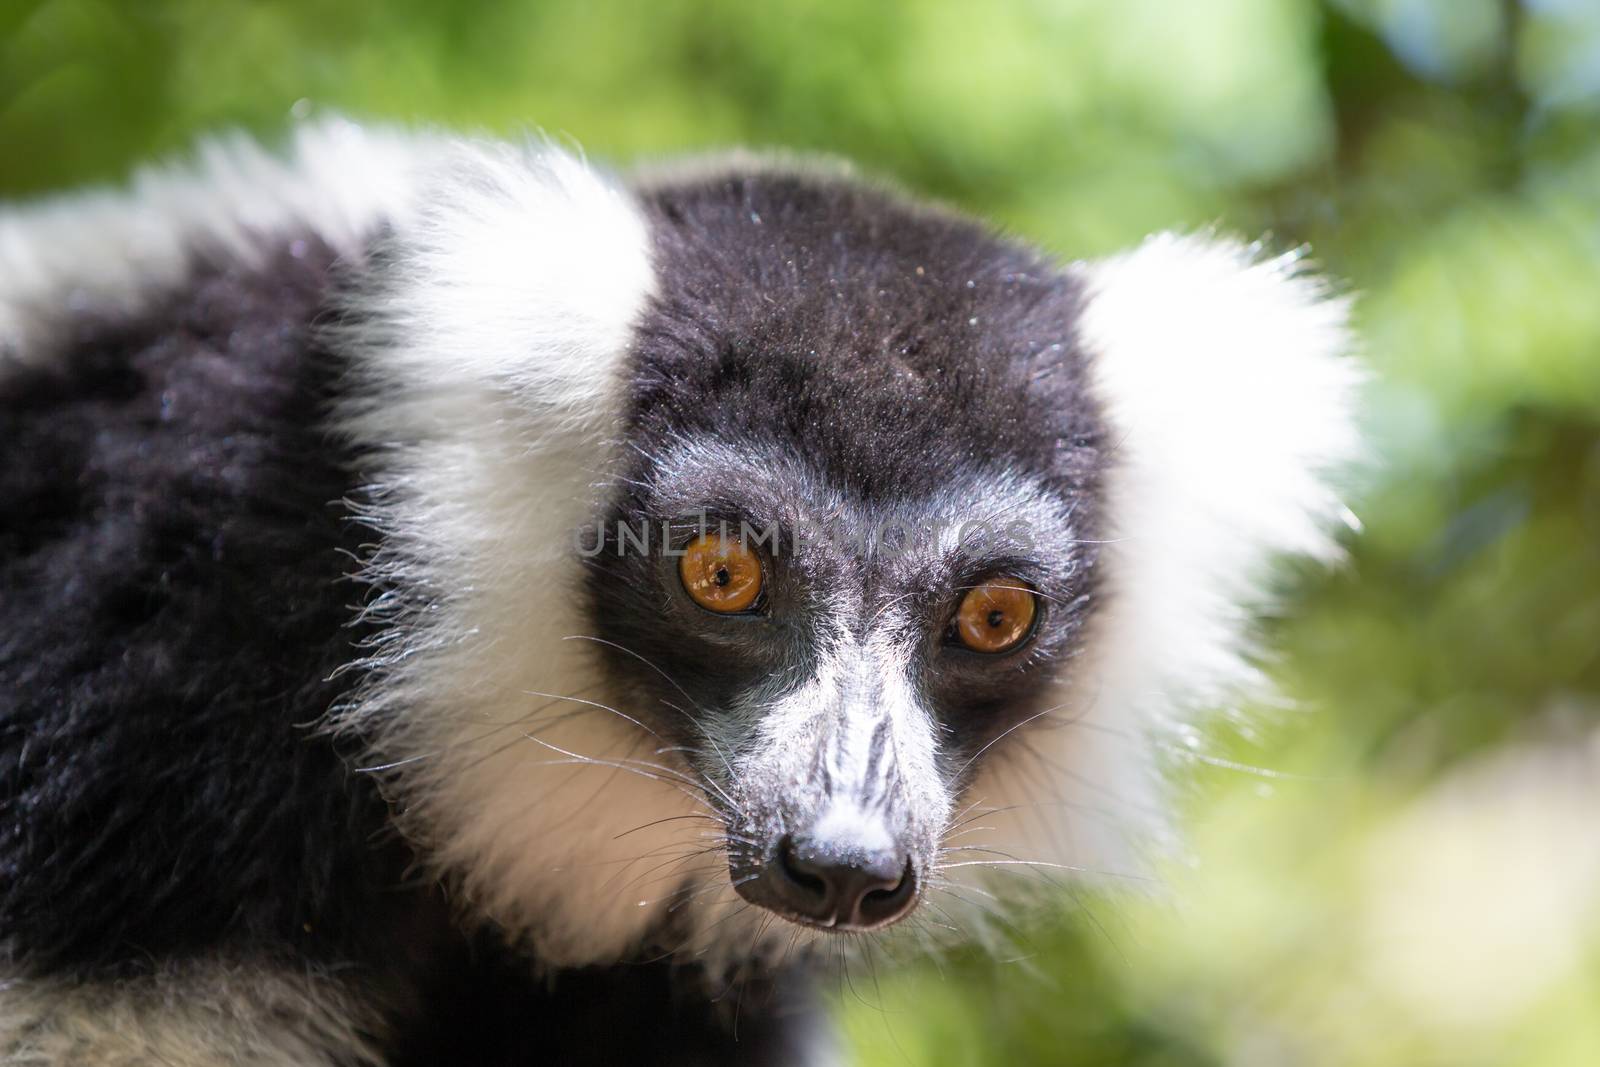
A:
351;138;655;431
930;235;1365;928
1079;232;1365;717
334;137;693;966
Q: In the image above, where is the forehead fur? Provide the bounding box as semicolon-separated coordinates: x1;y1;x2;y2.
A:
628;167;1106;507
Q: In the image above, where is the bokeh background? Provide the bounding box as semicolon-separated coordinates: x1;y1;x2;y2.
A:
6;1;1599;1064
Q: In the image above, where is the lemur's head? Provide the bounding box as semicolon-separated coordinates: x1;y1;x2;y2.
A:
340;132;1360;973
583;173;1105;933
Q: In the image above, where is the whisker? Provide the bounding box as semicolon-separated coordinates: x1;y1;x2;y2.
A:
561;634;710;716
935;858;1155;884
519;688;664;742
612;813;722;840
950;701;1075;781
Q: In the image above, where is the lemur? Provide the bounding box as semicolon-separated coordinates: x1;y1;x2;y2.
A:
0;119;1361;1065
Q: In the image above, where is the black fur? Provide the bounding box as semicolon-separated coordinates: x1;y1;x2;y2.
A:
632;168;1103;505
0;238;407;973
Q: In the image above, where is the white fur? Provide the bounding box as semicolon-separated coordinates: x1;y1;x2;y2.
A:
330;135;706;966
962;234;1363;902
0;117;429;366
0;962;385;1067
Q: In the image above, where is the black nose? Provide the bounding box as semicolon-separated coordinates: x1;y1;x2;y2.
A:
758;833;917;930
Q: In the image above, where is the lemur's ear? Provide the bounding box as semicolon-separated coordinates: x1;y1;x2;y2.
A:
947;238;1365;894
342;136;654;434
1077;233;1366;715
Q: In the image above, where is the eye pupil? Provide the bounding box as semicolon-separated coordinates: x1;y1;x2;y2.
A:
952;579;1037;654
679;533;763;613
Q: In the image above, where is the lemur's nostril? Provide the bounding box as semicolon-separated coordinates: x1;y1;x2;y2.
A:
752;832;918;931
777;835;829;900
857;858;917;926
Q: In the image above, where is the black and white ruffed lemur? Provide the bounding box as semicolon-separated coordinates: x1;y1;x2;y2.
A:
0;119;1362;1065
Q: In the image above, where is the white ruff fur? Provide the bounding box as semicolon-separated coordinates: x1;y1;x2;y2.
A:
960;234;1363;915
330;134;720;965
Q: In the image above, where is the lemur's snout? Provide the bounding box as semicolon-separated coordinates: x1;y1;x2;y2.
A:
736;826;918;932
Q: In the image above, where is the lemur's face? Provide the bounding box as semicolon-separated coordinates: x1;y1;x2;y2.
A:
582;173;1107;933
348;135;1353;969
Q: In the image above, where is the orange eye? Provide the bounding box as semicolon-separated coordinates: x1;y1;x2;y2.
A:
679;533;763;613
953;579;1037;654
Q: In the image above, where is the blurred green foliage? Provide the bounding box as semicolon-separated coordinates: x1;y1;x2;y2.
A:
6;1;1600;1064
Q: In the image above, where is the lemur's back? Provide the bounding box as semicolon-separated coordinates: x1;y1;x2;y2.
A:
0;230;396;968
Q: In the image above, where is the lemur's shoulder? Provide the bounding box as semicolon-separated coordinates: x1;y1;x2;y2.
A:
0;225;405;974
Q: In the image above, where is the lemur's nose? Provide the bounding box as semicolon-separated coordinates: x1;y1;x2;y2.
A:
768;833;917;930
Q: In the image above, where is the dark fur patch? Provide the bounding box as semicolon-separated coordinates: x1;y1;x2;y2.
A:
391;936;820;1067
0;239;408;973
631;168;1103;503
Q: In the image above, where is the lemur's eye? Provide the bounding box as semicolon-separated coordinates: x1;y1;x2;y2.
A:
679;533;763;613
952;579;1037;654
